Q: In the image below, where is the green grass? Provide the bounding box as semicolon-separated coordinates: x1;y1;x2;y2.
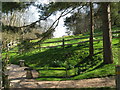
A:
2;27;120;81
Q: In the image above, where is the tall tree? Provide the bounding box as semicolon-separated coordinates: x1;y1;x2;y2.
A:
101;2;113;64
89;2;94;57
111;2;120;26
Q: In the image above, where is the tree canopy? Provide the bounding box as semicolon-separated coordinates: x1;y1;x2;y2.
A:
2;2;33;13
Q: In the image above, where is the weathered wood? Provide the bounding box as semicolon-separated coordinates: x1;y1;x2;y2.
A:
2;69;10;89
28;30;120;44
39;44;41;52
77;67;80;75
65;68;68;78
30;31;119;49
3;74;10;89
39;39;102;49
24;68;33;79
19;60;25;67
42;32;119;44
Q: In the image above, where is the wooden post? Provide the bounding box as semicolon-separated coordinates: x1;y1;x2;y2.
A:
24;68;33;79
19;60;25;67
75;68;77;75
62;38;65;49
4;74;9;89
65;68;68;78
64;61;68;78
39;44;41;52
116;65;120;90
77;67;80;75
2;69;10;89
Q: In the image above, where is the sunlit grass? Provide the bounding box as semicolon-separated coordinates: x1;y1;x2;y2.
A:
3;27;119;81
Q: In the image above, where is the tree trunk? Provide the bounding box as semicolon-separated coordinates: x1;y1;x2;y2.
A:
89;2;94;57
101;3;113;64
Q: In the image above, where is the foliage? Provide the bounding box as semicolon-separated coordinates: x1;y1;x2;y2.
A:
17;39;33;54
1;1;120;81
37;2;86;16
111;2;120;26
2;2;33;13
64;12;88;35
3;27;119;81
64;2;120;35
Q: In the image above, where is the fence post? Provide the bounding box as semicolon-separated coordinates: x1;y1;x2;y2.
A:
2;68;10;89
65;68;68;78
19;60;25;67
39;44;41;52
3;74;10;89
77;67;80;75
62;38;65;49
24;68;33;79
116;65;120;90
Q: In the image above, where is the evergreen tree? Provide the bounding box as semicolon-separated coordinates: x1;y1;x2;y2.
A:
101;2;113;64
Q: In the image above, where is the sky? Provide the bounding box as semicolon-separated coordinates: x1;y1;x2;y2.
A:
25;1;98;38
49;12;72;37
25;0;70;38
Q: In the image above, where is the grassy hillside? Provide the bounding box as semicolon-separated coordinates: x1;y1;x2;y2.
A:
3;27;120;81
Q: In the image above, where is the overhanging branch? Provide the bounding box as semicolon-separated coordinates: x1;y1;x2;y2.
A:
31;4;88;46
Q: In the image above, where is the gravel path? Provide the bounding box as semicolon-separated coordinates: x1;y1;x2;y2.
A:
7;64;116;88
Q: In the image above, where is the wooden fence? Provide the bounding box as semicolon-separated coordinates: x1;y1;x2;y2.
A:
37;30;120;49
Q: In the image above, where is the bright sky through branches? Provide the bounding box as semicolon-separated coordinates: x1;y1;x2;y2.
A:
27;0;98;38
28;0;69;38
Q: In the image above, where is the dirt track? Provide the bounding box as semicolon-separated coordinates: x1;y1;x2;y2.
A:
7;64;116;88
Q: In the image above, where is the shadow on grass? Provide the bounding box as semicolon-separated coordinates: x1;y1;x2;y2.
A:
10;42;105;79
11;46;88;67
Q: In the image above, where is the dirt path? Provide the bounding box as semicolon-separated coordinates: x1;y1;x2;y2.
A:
7;64;116;88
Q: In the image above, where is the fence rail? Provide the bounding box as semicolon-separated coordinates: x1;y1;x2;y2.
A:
7;30;120;52
42;30;120;43
42;34;101;44
33;30;120;49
